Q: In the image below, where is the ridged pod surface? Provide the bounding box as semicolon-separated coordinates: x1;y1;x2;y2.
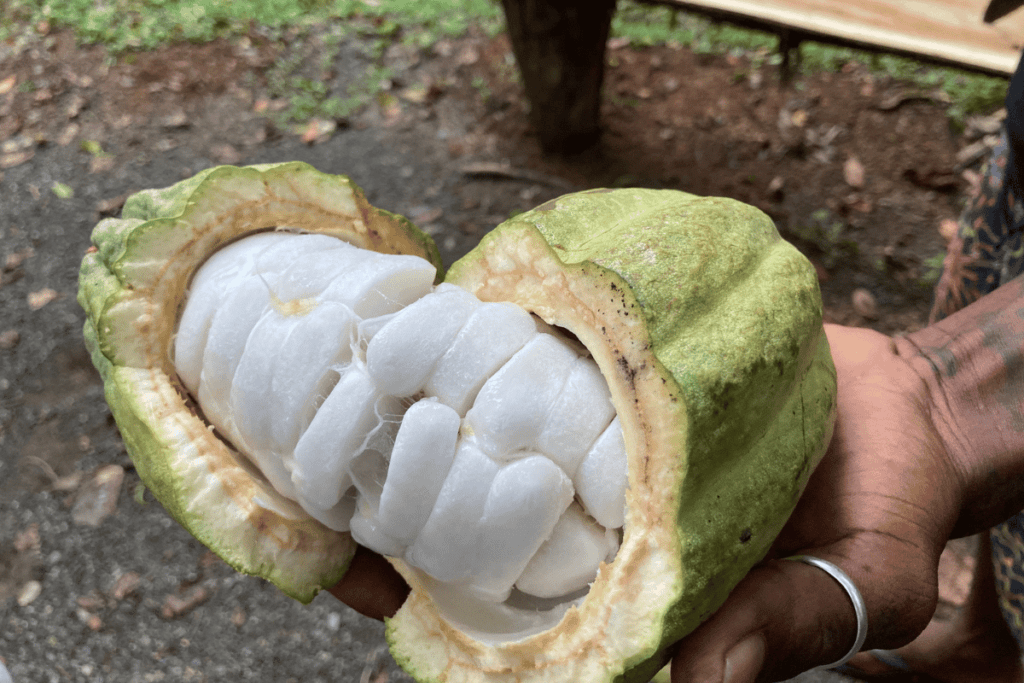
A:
78;165;836;683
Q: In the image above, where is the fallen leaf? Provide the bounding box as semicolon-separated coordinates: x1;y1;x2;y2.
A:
65;93;88;119
0;150;33;169
231;606;247;627
80;140;104;156
843;156;865;188
27;288;58;310
0;330;20;349
71;464;124;527
57;123;80;146
160;110;189;129
95;194;128;217
790;109;808;127
161;586;210;619
0;75;15;95
52;182;74;199
110;572;141;601
300;118;336;144
89;156;115;174
210;143;241;165
13;524;40;553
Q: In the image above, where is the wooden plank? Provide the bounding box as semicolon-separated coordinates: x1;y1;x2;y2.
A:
653;0;1024;75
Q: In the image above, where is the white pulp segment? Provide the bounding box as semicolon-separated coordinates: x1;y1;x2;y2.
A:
365;284;480;397
229;302;358;463
349;447;389;510
320;254;437;319
468;454;575;603
535;357;616;476
424;302;538;416
464;334;578;459
514;502;619;599
175;233;630;605
377;399;461;544
350;498;405;557
292;362;385;511
253;232;345;275
301;489;358;533
573;416;628;529
175;232;293;393
357;312;396;345
406;441;499;584
271;242;366;302
197;275;274;441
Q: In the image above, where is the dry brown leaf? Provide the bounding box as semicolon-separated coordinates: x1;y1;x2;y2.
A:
0;75;15;95
0;150;34;169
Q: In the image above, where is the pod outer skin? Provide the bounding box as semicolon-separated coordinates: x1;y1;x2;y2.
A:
77;162;443;603
78;166;836;682
385;188;836;683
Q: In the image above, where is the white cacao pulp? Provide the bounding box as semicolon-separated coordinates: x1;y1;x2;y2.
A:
174;232;627;605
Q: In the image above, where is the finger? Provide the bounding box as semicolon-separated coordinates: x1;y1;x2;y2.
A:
327;546;409;621
671;549;935;683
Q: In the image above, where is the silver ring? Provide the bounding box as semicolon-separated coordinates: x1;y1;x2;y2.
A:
785;555;868;670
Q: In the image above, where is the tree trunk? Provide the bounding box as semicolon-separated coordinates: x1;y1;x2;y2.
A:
500;0;617;154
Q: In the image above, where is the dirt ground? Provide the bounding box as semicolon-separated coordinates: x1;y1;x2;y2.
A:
0;19;1001;683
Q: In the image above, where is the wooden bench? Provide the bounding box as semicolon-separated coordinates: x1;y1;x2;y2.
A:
498;0;1024;153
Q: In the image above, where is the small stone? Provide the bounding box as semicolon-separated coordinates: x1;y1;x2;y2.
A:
17;580;42;606
0;330;19;349
27;288;58;310
71;464;125;527
767;176;785;200
327;612;342;631
852;288;878;319
843;156;865;188
231;606;247;626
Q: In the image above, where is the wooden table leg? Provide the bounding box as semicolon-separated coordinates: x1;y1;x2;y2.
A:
499;0;617;154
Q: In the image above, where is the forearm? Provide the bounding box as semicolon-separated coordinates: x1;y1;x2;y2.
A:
897;274;1024;537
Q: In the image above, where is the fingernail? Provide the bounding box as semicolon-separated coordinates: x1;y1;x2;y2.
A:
723;633;765;683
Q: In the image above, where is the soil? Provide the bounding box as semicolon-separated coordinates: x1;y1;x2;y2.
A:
0;19;998;683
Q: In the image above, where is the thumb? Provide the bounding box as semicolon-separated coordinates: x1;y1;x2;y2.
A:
671;553;890;683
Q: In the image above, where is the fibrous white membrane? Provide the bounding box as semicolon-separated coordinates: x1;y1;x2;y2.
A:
175;232;629;604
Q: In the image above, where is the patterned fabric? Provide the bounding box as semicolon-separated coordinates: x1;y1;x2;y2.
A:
930;127;1024;648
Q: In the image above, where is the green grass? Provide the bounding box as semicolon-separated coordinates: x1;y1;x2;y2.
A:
0;0;1005;125
0;0;504;53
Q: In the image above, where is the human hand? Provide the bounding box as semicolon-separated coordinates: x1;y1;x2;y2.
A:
328;545;408;620
670;324;965;682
